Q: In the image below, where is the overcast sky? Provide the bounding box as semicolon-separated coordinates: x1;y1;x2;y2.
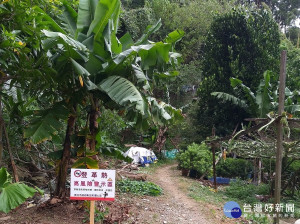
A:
296;18;300;27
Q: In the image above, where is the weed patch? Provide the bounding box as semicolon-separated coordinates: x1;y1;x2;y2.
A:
117;179;163;196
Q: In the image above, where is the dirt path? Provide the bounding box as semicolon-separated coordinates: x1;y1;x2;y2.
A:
126;164;238;224
148;163;211;224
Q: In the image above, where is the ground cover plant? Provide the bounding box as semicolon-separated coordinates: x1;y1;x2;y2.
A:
117;179;162;196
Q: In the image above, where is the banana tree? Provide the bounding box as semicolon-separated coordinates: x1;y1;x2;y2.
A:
212;70;300;118
23;0;183;198
212;71;277;118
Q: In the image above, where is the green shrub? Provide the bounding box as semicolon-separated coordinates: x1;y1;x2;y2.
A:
117;179;162;196
224;179;270;204
177;143;212;176
216;158;252;179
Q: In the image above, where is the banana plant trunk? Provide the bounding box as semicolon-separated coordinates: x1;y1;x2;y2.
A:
0;92;3;166
89;97;99;152
54;114;76;198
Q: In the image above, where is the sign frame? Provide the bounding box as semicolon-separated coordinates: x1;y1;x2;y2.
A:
70;168;116;201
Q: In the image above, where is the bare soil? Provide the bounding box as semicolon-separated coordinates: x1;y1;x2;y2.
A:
0;164;248;224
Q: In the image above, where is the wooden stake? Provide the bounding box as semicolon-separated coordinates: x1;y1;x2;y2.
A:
212;127;217;191
274;50;287;224
212;145;217;191
90;200;95;224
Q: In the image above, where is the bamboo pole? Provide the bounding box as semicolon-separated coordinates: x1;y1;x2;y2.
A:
274;50;287;224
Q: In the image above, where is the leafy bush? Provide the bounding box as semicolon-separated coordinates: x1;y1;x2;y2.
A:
216;158;252;179
0;167;43;213
117;179;162;196
224;179;270;204
177;143;212;176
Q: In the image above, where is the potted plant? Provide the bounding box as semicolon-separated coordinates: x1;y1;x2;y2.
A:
176;150;191;176
177;143;212;177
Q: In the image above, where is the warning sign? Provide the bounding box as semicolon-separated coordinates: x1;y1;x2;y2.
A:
70;169;115;201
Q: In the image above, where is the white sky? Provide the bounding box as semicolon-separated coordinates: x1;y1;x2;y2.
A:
295;18;300;27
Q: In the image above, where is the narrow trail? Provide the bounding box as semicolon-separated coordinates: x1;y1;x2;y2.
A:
127;163;238;224
148;163;212;224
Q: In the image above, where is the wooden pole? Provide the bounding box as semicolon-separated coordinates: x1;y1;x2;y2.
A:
212;127;217;191
212;145;217;191
90;200;95;224
274;50;287;224
258;158;262;184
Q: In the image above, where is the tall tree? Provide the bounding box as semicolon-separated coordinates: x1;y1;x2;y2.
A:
237;0;300;30
147;0;233;62
195;6;280;140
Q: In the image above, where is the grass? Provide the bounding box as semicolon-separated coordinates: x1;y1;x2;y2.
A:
187;179;300;223
188;182;229;206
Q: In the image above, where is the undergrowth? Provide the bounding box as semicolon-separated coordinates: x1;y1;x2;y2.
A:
117;179;163;196
224;179;270;203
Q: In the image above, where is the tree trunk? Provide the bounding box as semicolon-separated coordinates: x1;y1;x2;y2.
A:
154;126;168;153
0;93;3;166
89;96;99;152
3;121;19;182
54;114;76;198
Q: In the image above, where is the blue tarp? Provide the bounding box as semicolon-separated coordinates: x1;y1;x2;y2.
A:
208;177;235;184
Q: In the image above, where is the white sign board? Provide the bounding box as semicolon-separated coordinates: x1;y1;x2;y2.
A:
70;169;115;201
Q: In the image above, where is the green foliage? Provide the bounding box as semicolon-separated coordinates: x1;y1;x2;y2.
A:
167;61;202;108
96;108;127;146
0;167;42;213
224;179;270;204
24;104;69;144
117;179;162;196
196;6;280;139
147;0;233;62
71;156;99;169
212;70;277;119
280;38;300;92
120;7;154;41
121;0;146;9
216;158;252;180
177;143;212;175
286;26;300;46
271;0;300;29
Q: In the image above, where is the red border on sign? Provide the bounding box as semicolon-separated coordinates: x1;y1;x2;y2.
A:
70;197;115;201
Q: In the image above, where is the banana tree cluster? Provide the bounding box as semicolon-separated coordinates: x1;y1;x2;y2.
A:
20;0;184;198
212;70;300;119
